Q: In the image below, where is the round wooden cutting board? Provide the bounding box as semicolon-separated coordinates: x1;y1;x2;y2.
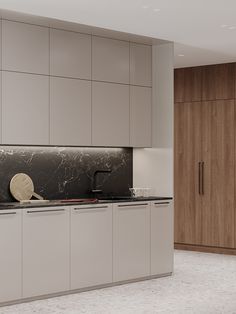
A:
10;173;43;201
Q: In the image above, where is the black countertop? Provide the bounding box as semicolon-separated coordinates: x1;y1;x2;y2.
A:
0;196;173;210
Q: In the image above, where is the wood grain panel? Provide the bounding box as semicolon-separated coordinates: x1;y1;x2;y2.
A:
175;243;236;256
174;102;202;245
201;100;235;248
174;67;202;103
202;63;235;101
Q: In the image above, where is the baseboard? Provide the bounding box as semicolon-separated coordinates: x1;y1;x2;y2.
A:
175;243;236;255
0;272;172;307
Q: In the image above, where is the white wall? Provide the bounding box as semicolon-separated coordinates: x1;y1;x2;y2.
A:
133;148;173;197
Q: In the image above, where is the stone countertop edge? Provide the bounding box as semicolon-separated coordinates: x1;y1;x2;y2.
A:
0;197;173;210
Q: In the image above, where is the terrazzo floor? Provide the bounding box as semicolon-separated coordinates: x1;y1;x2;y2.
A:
1;250;236;314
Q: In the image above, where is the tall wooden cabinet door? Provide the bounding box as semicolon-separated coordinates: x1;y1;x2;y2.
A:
201;100;235;248
202;64;235;101
174;102;202;245
174;67;202;103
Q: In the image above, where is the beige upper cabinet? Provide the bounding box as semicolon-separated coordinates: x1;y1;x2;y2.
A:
130;43;152;87
130;86;152;147
50;29;91;79
50;77;91;146
92;36;129;84
2;20;49;74
2;72;49;145
92;82;130;147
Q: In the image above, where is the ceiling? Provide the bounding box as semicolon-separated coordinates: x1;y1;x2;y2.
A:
0;0;236;68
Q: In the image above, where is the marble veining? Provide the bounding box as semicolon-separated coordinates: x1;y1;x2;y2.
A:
1;250;236;313
0;146;132;202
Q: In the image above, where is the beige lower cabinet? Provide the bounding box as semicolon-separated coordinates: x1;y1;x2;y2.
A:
22;207;70;298
150;201;173;275
0;201;173;305
0;210;22;303
70;204;113;289
113;202;151;281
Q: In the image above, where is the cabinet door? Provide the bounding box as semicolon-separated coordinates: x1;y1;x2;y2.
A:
113;202;150;281
22;207;70;298
174;102;202;245
50;28;91;79
201;100;235;248
92;82;129;147
151;201;173;276
50;77;91;146
130;86;152;147
130;43;152;87
174;67;202;103
202;64;235;101
71;204;112;289
92;36;129;84
2;72;49;145
2;20;49;74
0;210;22;303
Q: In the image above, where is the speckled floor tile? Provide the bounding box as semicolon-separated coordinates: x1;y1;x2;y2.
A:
1;250;236;314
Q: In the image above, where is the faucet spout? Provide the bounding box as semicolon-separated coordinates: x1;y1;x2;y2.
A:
91;169;112;194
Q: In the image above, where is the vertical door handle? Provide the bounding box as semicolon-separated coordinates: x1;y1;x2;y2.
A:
201;162;204;195
198;162;202;195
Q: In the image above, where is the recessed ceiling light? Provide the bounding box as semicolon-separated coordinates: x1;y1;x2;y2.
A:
178;54;185;57
228;26;236;30
153;8;161;12
142;5;149;9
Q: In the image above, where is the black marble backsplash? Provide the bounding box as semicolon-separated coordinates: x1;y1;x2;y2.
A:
0;146;132;202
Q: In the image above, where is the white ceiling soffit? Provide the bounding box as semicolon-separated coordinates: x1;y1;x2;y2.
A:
0;0;236;67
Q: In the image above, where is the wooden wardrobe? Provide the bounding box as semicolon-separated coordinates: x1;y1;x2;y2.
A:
174;63;236;254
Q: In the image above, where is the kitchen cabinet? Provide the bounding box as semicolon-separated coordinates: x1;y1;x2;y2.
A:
0;210;22;303
113;202;150;281
201;100;235;247
130;86;152;147
130;43;152;87
50;77;91;146
174;67;202;103
2;20;49;75
22;207;70;298
0;199;173;305
151;201;173;275
92;81;130;147
152;43;174;148
2;72;49;145
92;36;129;84
174;99;235;248
174;101;202;245
71;204;112;289
50;28;91;79
202;63;235;101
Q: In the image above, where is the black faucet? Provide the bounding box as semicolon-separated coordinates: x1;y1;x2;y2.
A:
91;169;112;194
